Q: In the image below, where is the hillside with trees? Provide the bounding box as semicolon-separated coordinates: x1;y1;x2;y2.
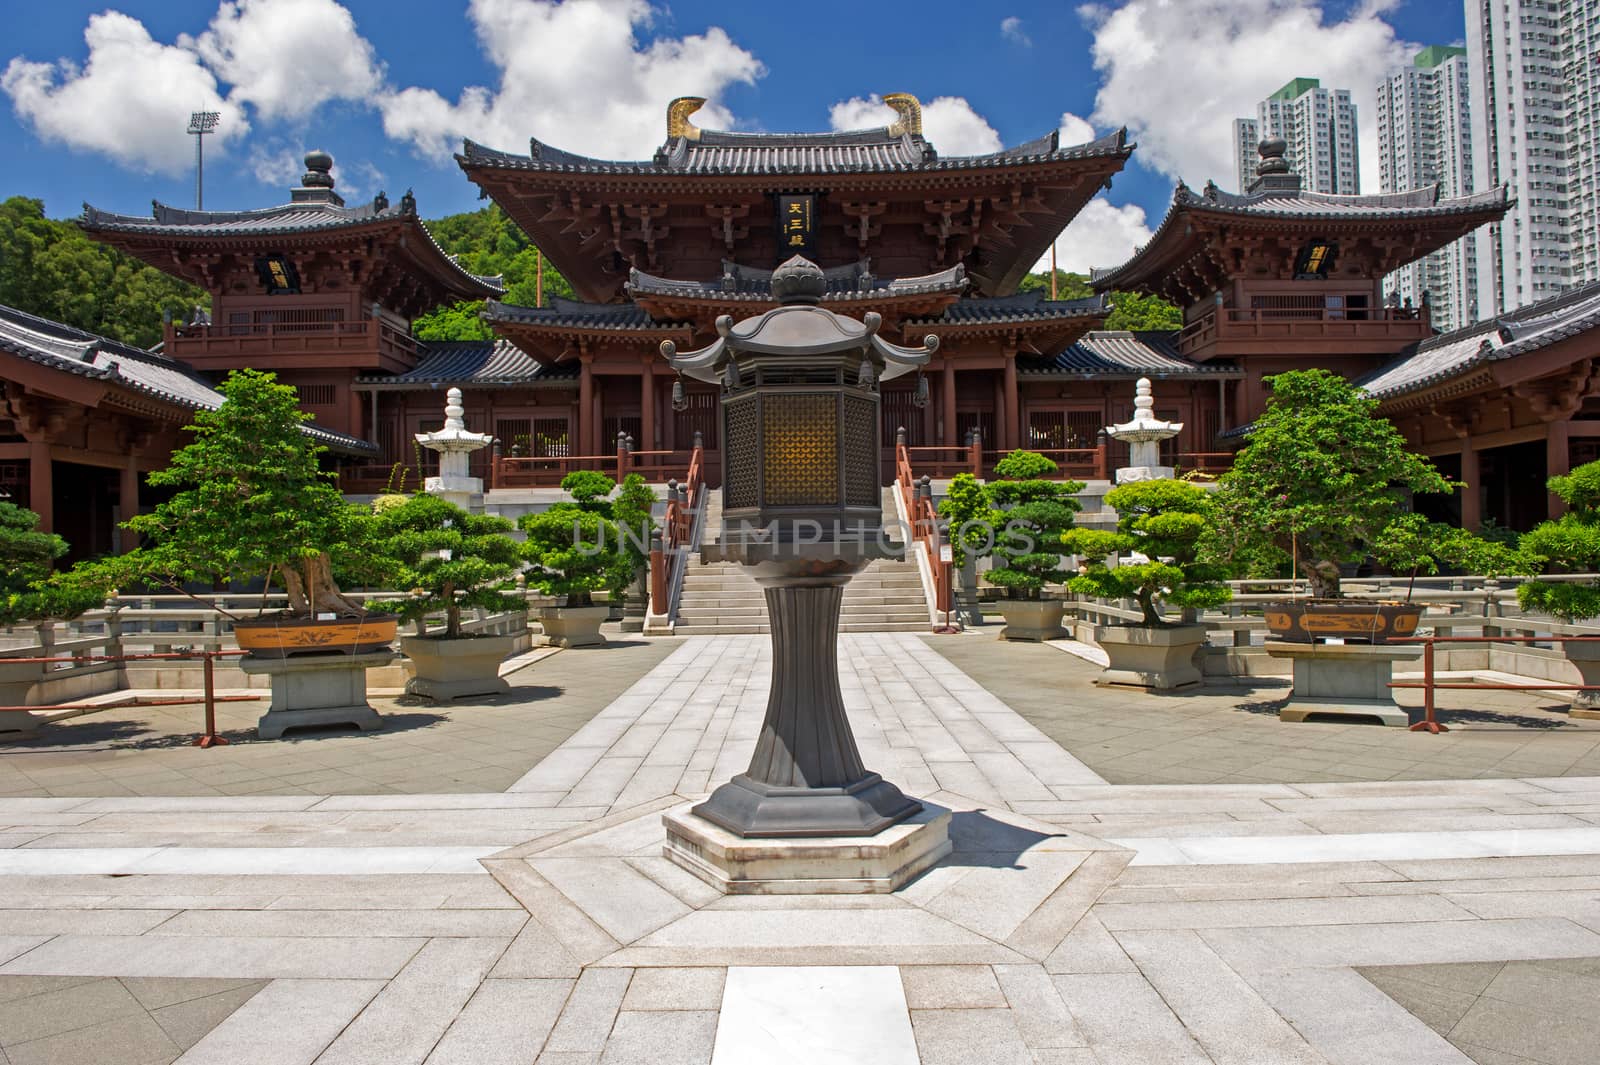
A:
1018;268;1183;331
0;197;206;348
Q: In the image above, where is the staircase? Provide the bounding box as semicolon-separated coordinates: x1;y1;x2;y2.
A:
671;488;932;635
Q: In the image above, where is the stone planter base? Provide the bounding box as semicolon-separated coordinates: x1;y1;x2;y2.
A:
538;605;609;648
401;634;517;701
1563;640;1600;717
997;599;1066;642
0;661;44;716
241;650;395;739
1094;623;1208;690
662;801;952;895
1265;641;1421;727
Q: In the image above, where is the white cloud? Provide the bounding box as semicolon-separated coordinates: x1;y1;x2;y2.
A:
185;0;383;123
1000;16;1031;46
377;0;764;161
250;142;383;199
1081;0;1410;191
1;11;245;176
828;94;1003;156
1058;110;1096;146
1035;197;1154;275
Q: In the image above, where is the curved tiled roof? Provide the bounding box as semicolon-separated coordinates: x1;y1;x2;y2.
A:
79;199;504;297
907;293;1108;326
1020;330;1240;377
1360;279;1600;401
0;304;379;455
459;126;1131;177
627;261;966;302
483;298;682;331
356;340;579;388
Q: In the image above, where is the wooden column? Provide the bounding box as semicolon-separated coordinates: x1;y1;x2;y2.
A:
28;442;51;535
942;360;957;448
1459;446;1481;531
1002;353;1020;451
591;380;604;459
578;353;594;458
991;373;1007;456
640;357;657;452
119;458;140;553
1548;420;1571;519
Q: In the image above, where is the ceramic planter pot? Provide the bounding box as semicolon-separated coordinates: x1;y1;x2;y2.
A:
234;614;398;658
401;633;518;701
1262;600;1421;644
538;604;610;648
1093;623;1209;690
997;599;1066;642
1563;639;1600;716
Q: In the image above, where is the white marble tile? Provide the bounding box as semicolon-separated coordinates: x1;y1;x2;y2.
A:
0;846;498;876
174;978;382;1064
1113;827;1600;867
711;965;917;1065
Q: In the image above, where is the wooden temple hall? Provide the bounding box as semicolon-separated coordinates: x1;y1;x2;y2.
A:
5;92;1600;545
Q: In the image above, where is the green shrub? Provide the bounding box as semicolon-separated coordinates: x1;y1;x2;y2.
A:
984;450;1083;600
370;494;523;638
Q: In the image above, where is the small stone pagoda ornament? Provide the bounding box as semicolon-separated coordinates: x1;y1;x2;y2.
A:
415;387;493;510
657;255;952;893
1106;377;1182;484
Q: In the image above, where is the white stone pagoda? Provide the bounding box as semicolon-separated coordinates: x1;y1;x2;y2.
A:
415;387;493;510
1105;377;1182;483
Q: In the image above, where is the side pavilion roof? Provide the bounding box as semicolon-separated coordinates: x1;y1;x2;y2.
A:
1091;180;1510;304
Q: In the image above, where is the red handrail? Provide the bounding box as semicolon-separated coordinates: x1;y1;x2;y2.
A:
897;443;950;617
648;442;705;616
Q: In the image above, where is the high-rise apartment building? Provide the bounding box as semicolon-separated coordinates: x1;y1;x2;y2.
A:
1233;78;1360;195
1465;0;1593;313
1232;117;1261;193
1376;46;1478;333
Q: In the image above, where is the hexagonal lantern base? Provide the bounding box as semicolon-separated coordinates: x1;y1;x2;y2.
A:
662;801;952;895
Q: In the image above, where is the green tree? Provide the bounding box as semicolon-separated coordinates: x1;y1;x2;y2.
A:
57;370;387;617
414;206;575;340
1518;461;1600;621
937;473;1000;568
610;473;658;586
0;502;97;625
1203;369;1454;599
1066;480;1232;625
1105;290;1184;331
0;197;205;347
1017;270;1095;300
520;471;632;607
985;450;1083;600
369;494;523;638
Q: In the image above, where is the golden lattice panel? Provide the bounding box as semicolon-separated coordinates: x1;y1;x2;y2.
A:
842;394;880;507
762;393;838;506
724;398;760;510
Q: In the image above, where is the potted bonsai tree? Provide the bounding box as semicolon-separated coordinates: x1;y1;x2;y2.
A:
61;369;394;655
371;493;525;700
611;472;658;625
1065;479;1232;689
0;501;98;717
1518;459;1600;715
521;470;632;647
1206;369;1453;643
983;450;1083;641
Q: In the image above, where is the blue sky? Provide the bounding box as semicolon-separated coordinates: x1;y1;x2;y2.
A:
0;0;1469;273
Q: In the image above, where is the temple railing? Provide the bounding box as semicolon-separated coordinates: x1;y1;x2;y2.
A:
896;441;950;622
164;320;417;366
1178;306;1433;357
647;441;706;631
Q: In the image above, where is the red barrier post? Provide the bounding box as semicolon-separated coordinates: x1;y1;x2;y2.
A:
193;653;229;748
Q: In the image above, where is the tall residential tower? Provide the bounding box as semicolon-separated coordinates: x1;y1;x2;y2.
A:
1233;78;1360;195
1465;0;1594;312
1375;46;1478;332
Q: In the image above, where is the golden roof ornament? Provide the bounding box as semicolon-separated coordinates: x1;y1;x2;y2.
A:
667;97;706;141
884;92;923;137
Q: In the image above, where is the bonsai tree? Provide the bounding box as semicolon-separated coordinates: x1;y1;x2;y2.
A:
984;450;1083;599
520;470;632;607
59;369;386;618
1371;512;1534;602
611;472;659;596
937;473;1001;569
370;494;523;638
0;501;97;626
1519;460;1600;621
1205;369;1454;598
1065;479;1232;625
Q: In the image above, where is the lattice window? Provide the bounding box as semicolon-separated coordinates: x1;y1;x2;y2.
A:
1065;411;1103;449
762;394;837;506
603;415;642;450
957;411;995;447
843;395;880;507
1028;410;1066;450
496;419;532;457
674;390;719;449
530;418;571;458
0;461;27;505
296;384;337;407
880;388;921;446
723;398;759;510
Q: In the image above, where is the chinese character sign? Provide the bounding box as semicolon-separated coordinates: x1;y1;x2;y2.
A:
775;194;816;261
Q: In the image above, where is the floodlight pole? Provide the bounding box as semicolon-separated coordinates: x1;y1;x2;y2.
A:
187;111;220;211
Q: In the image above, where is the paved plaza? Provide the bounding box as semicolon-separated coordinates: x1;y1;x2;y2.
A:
0;632;1598;1064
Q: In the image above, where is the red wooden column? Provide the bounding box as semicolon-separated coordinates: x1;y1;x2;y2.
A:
1002;351;1020;451
119;457;140;553
577;351;594;458
1548;420;1571;519
1459;446;1481;531
942;360;957;448
640;356;657;452
27;442;51;535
